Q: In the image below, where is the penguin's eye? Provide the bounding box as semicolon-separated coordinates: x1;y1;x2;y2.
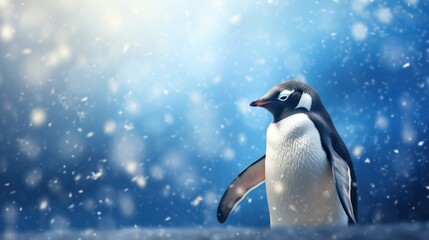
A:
278;95;288;101
277;89;294;101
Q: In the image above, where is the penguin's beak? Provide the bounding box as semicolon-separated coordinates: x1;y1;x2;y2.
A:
250;99;272;107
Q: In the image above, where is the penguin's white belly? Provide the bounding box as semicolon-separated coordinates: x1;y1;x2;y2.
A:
265;113;347;227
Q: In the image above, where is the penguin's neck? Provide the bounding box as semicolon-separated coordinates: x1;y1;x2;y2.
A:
272;109;307;123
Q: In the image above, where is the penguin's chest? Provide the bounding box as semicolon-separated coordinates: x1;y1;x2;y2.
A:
265;113;347;226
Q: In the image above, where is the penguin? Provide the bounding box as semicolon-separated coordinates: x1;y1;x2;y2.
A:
217;80;358;227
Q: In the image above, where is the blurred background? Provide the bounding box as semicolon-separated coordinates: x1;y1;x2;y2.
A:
0;0;429;233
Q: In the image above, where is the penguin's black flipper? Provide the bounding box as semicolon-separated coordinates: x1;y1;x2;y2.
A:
217;155;265;223
329;144;357;225
308;112;358;225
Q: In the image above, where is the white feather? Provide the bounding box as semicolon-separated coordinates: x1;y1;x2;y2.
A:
265;113;347;227
295;92;312;111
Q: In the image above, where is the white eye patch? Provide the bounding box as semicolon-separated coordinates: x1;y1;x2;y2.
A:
277;89;294;101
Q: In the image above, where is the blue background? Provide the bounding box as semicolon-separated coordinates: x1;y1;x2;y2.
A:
0;0;428;232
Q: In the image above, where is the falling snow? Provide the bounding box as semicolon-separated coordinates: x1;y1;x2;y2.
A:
376;7;393;24
0;0;428;235
191;196;204;207
30;108;47;127
351;22;368;41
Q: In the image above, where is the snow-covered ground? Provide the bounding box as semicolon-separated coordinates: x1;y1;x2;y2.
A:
4;222;429;240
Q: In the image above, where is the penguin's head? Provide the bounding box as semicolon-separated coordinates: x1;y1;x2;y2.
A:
250;80;320;122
